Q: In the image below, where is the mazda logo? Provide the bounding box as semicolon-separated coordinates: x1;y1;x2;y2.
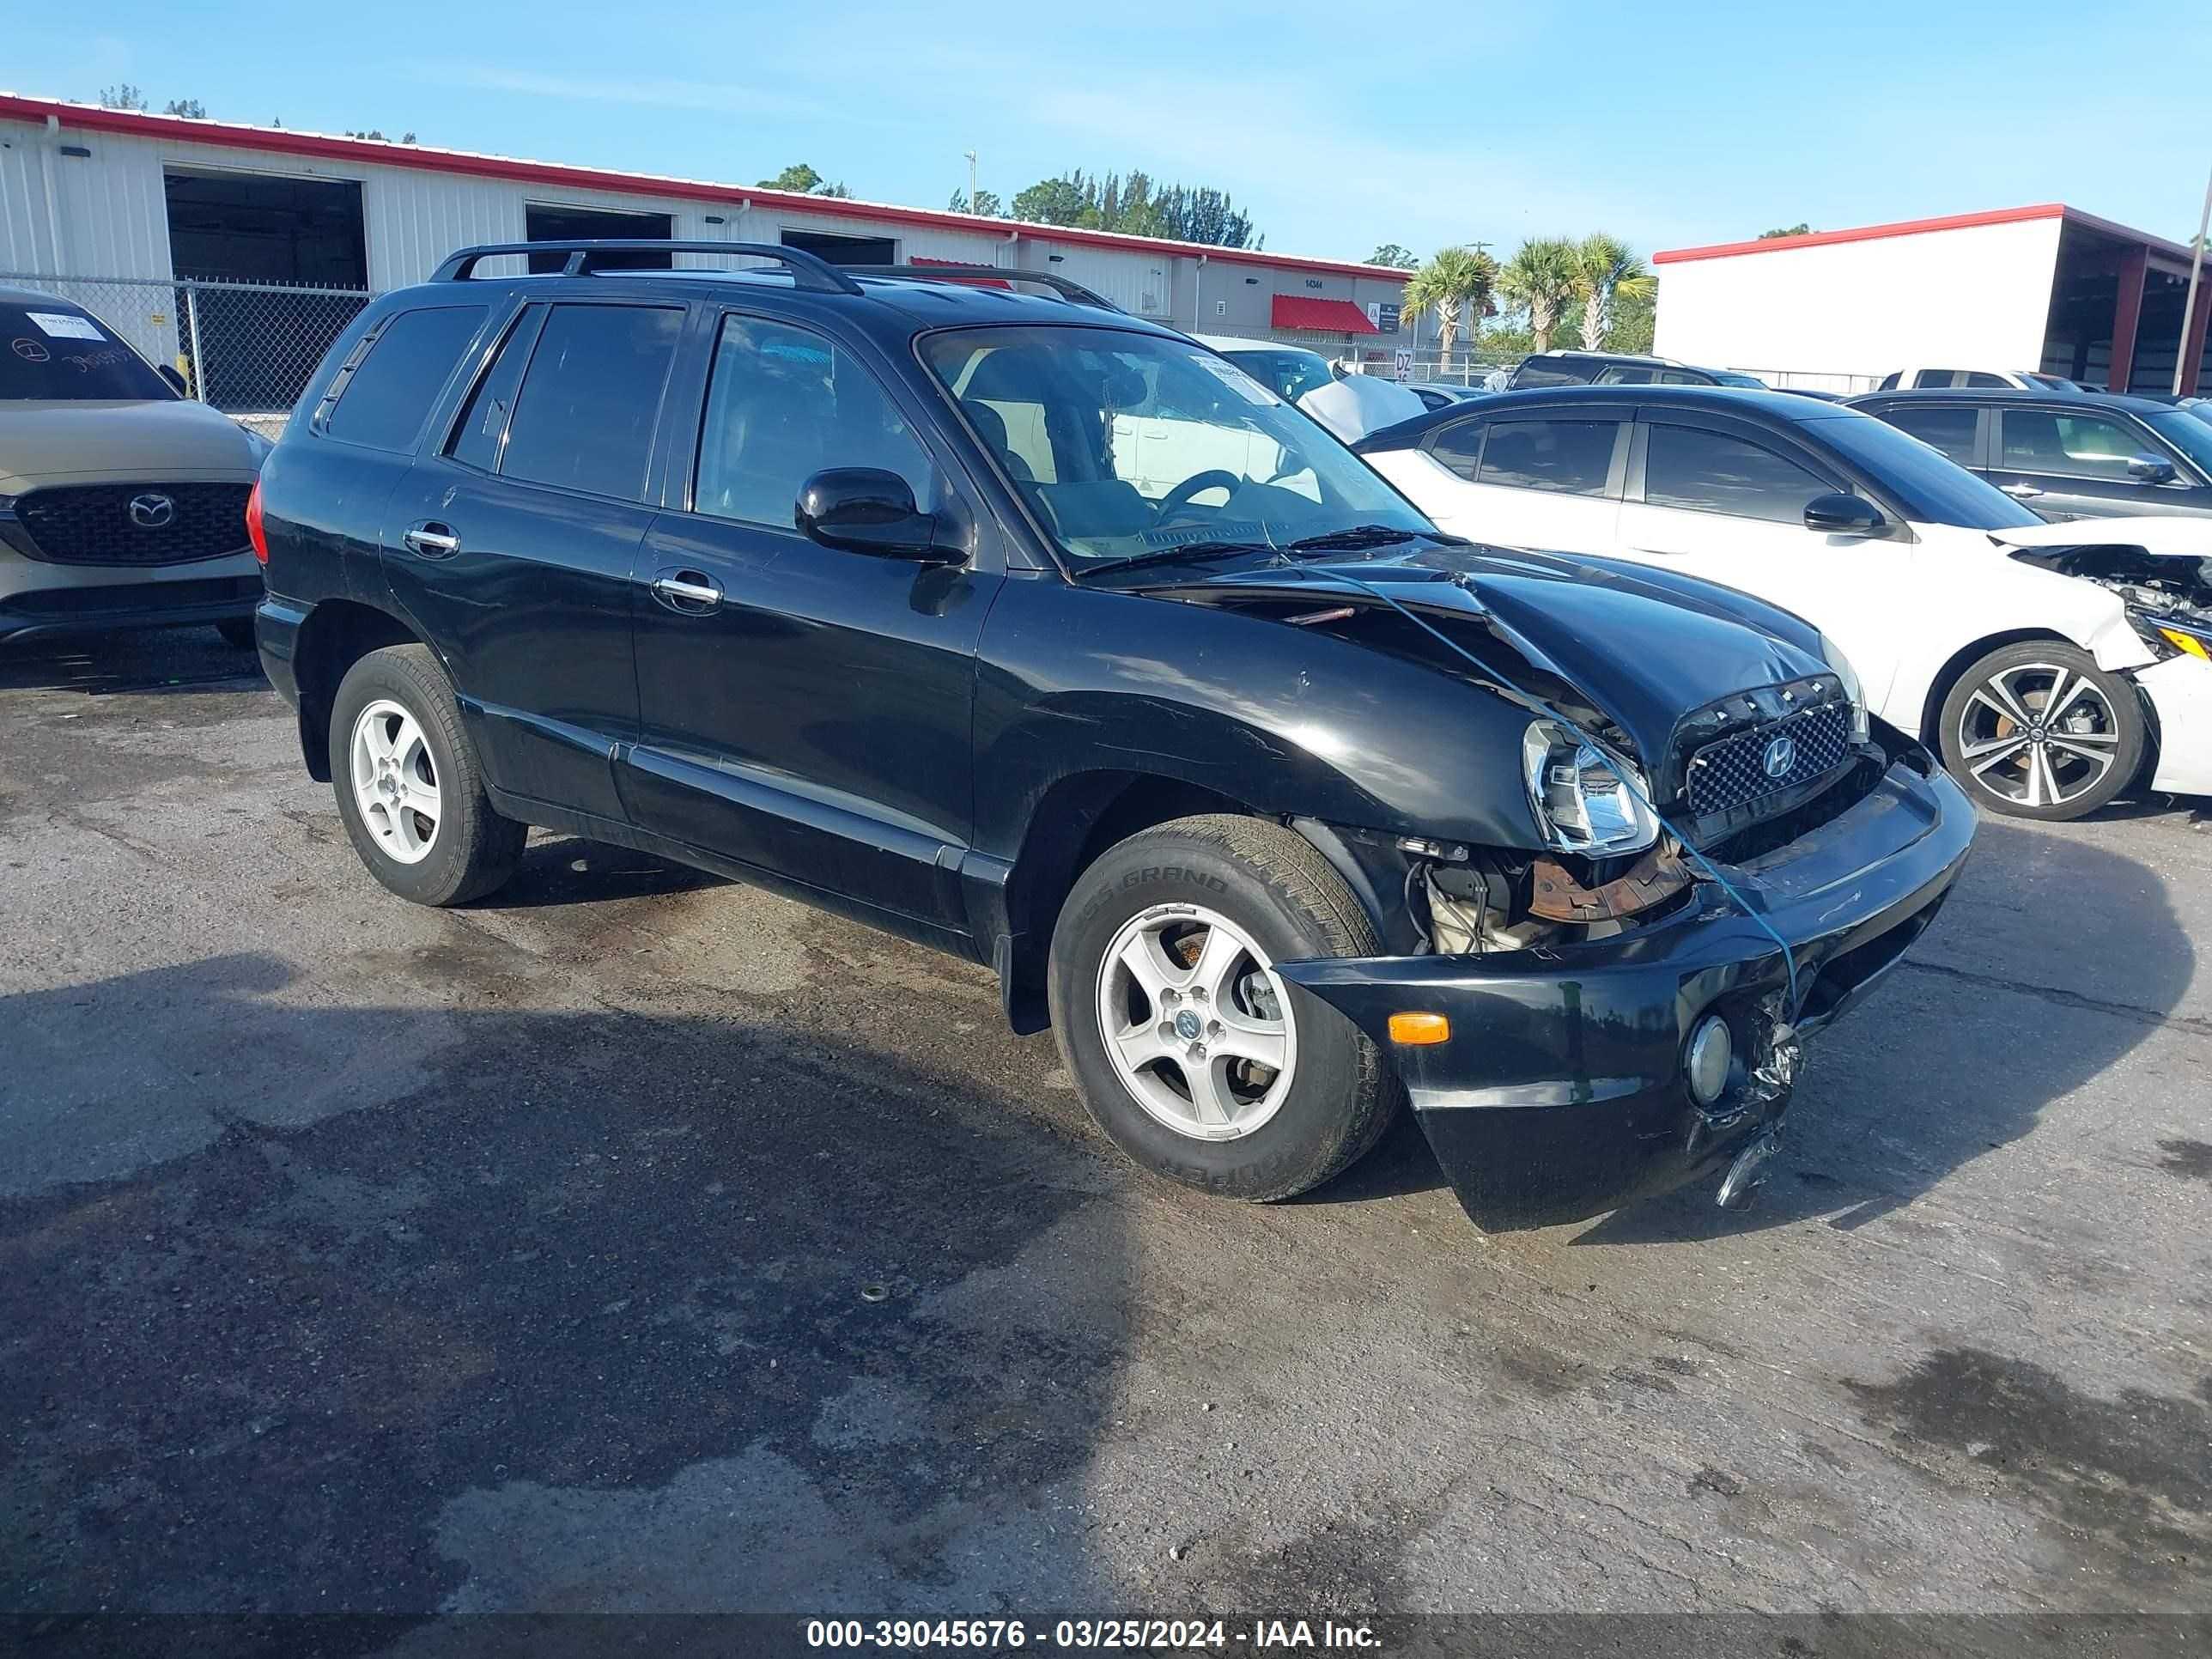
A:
127;493;176;530
1763;735;1796;780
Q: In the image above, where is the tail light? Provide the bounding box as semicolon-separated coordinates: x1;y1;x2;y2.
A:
246;478;268;565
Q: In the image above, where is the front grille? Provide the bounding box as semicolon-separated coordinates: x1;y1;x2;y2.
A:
14;483;253;567
1686;700;1852;818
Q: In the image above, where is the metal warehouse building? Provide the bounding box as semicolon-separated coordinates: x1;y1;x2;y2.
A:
0;91;1418;410
1652;204;2212;395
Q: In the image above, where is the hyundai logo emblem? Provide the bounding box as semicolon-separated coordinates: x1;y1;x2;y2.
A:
127;492;176;530
1762;735;1796;780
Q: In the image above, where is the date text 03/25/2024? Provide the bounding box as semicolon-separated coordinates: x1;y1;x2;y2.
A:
804;1617;1382;1650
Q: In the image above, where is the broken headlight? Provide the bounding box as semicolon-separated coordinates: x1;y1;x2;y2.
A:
2128;607;2212;662
1818;633;1872;743
1522;720;1659;855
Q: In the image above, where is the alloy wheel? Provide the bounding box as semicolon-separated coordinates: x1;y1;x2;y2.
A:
1093;902;1297;1141
1955;661;2121;811
349;698;441;865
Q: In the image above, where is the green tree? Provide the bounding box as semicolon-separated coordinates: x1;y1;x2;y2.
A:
99;83;148;111
1400;246;1499;362
1498;237;1579;354
1759;222;1812;239
1571;233;1655;352
162;98;206;118
1369;243;1419;270
760;163;850;198
1610;283;1657;355
1008;168;1258;247
949;189;1004;217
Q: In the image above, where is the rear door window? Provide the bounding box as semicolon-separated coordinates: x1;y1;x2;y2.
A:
1428;418;1486;480
1913;370;1962;389
447;305;544;472
1477;419;1620;495
323;305;487;451
1643;422;1833;522
1878;403;1979;466
497;303;684;501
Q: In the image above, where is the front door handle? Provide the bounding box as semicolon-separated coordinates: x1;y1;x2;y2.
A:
403;521;460;557
2001;483;2045;500
650;570;723;613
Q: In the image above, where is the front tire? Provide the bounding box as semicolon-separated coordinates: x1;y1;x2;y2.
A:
328;644;525;906
1047;814;1400;1202
1937;641;2144;821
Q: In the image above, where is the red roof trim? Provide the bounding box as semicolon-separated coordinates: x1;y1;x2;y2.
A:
1270;295;1379;334
1653;204;2070;264
0;92;1409;283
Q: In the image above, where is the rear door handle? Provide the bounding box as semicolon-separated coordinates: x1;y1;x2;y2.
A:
2001;483;2044;500
650;570;723;613
403;521;460;557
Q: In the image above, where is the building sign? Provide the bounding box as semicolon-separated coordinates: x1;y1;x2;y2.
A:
1367;301;1401;336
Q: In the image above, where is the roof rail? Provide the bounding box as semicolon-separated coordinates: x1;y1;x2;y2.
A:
429;240;864;294
847;264;1122;312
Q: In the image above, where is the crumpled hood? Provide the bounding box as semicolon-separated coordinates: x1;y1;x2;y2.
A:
1157;543;1832;766
1986;516;2212;557
1297;374;1427;444
0;398;264;491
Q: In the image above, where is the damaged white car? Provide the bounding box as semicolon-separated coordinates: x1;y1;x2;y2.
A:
1347;384;2212;821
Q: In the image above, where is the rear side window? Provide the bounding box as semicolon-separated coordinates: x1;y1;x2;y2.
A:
1963;372;2010;388
1644;423;1832;522
1478;419;1619;495
323;305;486;451
1912;370;1961;388
1879;403;1978;465
498;304;683;501
1429;419;1486;480
447;305;544;472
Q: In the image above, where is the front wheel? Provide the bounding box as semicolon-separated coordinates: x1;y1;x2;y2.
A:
1936;641;2145;821
1047;814;1401;1202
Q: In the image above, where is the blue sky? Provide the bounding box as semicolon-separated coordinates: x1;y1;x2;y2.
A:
12;1;2209;264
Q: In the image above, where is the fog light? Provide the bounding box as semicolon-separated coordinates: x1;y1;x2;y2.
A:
1686;1015;1733;1106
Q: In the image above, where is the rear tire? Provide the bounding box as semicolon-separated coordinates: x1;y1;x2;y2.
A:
215;617;257;650
1048;814;1400;1202
1936;641;2143;821
328;644;525;906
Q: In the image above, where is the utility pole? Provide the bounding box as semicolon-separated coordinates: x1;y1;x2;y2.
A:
963;149;978;212
2175;163;2212;396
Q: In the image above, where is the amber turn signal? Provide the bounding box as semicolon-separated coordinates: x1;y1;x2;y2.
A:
2158;626;2210;662
1388;1012;1450;1045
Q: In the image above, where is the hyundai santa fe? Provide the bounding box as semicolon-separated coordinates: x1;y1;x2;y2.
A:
251;240;1974;1230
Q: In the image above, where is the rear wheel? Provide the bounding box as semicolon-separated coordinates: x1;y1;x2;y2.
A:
1937;641;2144;821
328;644;525;906
1048;814;1400;1202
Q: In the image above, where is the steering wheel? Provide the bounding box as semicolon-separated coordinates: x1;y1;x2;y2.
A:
1151;470;1243;527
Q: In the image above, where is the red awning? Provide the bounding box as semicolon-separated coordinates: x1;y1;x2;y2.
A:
1270;295;1379;334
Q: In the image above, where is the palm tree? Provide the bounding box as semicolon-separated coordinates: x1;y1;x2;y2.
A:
1498;237;1579;355
1399;246;1499;366
1572;234;1656;353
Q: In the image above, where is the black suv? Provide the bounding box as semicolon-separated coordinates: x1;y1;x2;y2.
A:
253;240;1973;1230
1849;386;2212;520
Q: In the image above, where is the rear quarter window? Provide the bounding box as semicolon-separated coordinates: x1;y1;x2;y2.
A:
322;305;489;452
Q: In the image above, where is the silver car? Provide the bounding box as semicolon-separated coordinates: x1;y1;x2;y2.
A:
0;285;268;647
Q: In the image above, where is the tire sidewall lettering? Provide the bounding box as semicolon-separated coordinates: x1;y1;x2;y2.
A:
1075;865;1228;927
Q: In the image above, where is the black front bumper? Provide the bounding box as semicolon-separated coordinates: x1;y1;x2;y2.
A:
0;573;264;645
1276;745;1976;1230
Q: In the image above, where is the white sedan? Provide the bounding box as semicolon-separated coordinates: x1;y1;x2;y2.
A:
1352;385;2212;820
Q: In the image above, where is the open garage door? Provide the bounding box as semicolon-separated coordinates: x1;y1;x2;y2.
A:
526;204;674;272
781;228;897;269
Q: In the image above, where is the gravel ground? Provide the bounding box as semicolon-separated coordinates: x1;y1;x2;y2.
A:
1;626;2207;1651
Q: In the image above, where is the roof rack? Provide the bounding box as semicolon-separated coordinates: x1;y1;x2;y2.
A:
847;264;1122;312
429;240;863;294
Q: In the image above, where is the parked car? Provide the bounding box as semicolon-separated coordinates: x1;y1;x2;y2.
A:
1507;350;1741;390
1355;385;2212;821
254;241;1973;1230
1875;367;2087;392
1403;381;1488;411
1849;386;2212;521
0;285;269;647
1188;335;1427;441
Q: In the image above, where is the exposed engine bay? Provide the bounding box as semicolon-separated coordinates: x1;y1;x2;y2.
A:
2007;543;2212;633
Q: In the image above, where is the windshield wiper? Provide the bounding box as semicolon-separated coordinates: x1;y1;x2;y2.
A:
1075;539;1274;579
1283;524;1469;554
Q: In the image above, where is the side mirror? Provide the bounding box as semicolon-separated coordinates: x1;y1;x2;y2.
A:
1803;492;1887;537
794;468;957;563
157;363;189;398
2128;454;2178;484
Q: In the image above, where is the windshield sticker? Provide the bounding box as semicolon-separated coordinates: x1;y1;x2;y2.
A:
27;312;104;341
1191;354;1279;405
11;337;52;363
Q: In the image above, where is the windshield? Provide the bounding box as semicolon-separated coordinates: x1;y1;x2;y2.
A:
1814;409;2044;529
920;325;1432;568
2147;410;2212;475
1216;346;1336;405
0;301;174;401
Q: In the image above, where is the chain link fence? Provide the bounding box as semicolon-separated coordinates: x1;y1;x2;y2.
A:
3;273;374;417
